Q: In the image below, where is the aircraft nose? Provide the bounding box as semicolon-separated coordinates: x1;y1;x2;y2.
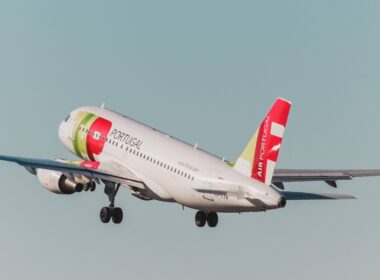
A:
58;121;66;140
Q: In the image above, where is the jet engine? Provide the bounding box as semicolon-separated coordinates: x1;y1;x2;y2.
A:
37;169;84;194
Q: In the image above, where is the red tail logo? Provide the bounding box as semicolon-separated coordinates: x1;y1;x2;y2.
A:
251;98;291;184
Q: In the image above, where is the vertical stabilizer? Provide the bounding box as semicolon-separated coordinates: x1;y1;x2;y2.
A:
234;98;292;185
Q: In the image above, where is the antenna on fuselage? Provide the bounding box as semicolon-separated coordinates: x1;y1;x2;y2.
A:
101;102;105;109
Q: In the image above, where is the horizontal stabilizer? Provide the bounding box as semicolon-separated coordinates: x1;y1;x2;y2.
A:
273;169;380;183
281;191;356;200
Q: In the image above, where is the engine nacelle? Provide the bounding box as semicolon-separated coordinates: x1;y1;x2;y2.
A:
37;169;84;194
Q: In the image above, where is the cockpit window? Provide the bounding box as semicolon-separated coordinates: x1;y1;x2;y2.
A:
64;115;71;122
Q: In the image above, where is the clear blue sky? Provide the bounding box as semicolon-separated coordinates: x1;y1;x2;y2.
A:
0;1;380;279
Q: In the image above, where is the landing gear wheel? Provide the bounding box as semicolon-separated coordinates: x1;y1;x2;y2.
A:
195;211;207;227
112;207;123;224
101;182;124;225
100;207;112;224
90;181;96;192
207;212;218;228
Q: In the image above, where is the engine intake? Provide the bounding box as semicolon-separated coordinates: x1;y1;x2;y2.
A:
37;169;84;194
58;175;84;194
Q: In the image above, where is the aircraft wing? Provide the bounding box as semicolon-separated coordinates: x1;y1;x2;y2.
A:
0;155;145;188
272;169;380;189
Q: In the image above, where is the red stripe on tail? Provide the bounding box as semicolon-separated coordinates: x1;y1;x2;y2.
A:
251;98;291;184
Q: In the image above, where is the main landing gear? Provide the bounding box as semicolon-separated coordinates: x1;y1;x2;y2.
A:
195;211;219;228
100;182;124;224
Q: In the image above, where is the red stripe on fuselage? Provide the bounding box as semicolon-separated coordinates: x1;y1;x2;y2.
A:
86;117;112;161
80;161;101;169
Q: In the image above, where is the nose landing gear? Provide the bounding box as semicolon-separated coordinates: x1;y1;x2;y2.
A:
195;211;219;228
84;181;97;192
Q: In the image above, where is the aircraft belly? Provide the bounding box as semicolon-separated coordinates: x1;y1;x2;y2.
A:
183;197;260;213
170;187;260;213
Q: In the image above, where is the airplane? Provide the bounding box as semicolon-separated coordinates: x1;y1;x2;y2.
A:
1;97;380;228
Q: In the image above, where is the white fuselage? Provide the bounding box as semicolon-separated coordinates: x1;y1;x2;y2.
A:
59;106;283;213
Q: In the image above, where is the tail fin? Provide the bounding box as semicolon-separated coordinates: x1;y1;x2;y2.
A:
234;98;292;185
